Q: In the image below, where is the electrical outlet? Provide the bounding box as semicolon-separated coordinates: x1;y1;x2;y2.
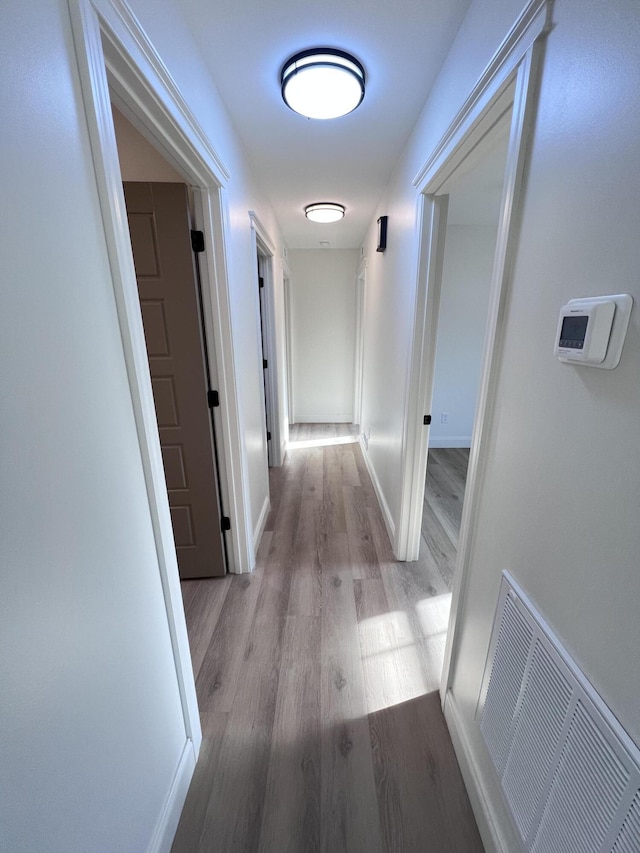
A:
441;412;449;424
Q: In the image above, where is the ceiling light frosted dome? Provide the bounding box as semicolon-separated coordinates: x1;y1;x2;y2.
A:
281;49;365;120
304;203;345;223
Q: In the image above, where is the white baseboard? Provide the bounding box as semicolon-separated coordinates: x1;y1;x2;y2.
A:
358;435;396;544
429;436;472;448
147;739;197;853
443;690;514;853
253;494;270;556
293;414;353;423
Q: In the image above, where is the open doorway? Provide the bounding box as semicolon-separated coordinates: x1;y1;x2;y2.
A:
112;107;228;579
394;15;547;716
421;115;511;590
250;213;285;468
69;0;261;789
257;251;274;466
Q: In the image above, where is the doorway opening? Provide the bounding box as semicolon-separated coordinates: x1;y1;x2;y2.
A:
112;107;228;579
396;12;547;713
257;251;274;466
250;213;285;468
283;263;294;431
421;113;511;595
70;0;259;793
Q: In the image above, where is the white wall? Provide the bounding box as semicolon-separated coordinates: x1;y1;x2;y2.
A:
112;105;184;182
0;0;284;849
429;225;497;447
359;0;640;847
1;3;186;849
289;249;358;423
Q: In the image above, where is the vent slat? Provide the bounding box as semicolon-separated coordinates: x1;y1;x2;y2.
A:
531;702;628;853
502;641;572;837
613;791;640;852
480;595;533;771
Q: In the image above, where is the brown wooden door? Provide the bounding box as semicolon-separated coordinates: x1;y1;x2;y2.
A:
124;181;226;578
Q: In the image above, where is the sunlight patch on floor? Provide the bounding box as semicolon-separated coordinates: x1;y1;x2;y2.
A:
415;593;451;639
287;435;359;450
358;610;430;714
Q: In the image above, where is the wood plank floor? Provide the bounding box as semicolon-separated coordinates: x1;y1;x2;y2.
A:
172;426;480;853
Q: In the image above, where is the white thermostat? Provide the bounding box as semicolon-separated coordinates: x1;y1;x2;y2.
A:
555;294;633;369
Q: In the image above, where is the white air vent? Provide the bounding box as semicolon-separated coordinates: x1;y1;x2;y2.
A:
479;573;640;853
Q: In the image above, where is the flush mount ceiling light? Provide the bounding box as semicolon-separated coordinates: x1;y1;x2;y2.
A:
304;202;345;223
281;48;365;119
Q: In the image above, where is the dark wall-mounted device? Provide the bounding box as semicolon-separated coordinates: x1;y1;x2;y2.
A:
377;216;388;252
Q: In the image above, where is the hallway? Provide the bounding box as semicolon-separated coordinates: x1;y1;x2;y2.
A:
172;425;482;852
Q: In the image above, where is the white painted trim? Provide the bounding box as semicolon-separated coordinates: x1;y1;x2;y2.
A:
98;12;254;576
68;2;203;792
192;188;253;575
250;211;285;468
443;691;510;853
249;209;277;256
69;0;254;580
395;194;450;561
253;494;271;554
412;0;550;190
441;40;545;703
97;0;230;184
282;257;294;432
359;436;396;545
146;740;197;853
66;1;259;846
394;0;550;725
429;436;472;449
353;259;367;428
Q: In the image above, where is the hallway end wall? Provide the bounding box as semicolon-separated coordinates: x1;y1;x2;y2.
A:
289;249;358;424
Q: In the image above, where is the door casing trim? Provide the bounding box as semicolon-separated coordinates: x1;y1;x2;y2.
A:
250;210;285;468
67;0;256;846
394;0;551;711
394;5;550;848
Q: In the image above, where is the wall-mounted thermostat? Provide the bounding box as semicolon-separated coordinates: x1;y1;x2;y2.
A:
555;294;633;369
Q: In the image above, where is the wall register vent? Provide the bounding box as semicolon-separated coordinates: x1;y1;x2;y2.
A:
478;573;640;853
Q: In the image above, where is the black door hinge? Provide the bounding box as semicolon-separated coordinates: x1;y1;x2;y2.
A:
208;389;220;408
259;276;264;289
423;415;432;425
263;358;268;369
191;230;205;253
267;431;271;441
221;516;231;532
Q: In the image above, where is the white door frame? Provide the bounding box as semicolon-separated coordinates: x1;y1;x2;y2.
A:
393;0;551;703
353;257;367;429
68;0;255;801
281;254;294;437
249;211;284;467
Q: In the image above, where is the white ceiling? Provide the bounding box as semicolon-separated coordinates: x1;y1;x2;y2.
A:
175;0;473;249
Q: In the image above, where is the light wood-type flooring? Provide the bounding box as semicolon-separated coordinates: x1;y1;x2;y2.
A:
172;424;480;852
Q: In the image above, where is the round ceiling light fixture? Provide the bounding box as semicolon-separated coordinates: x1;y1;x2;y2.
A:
281;48;365;120
304;202;346;223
